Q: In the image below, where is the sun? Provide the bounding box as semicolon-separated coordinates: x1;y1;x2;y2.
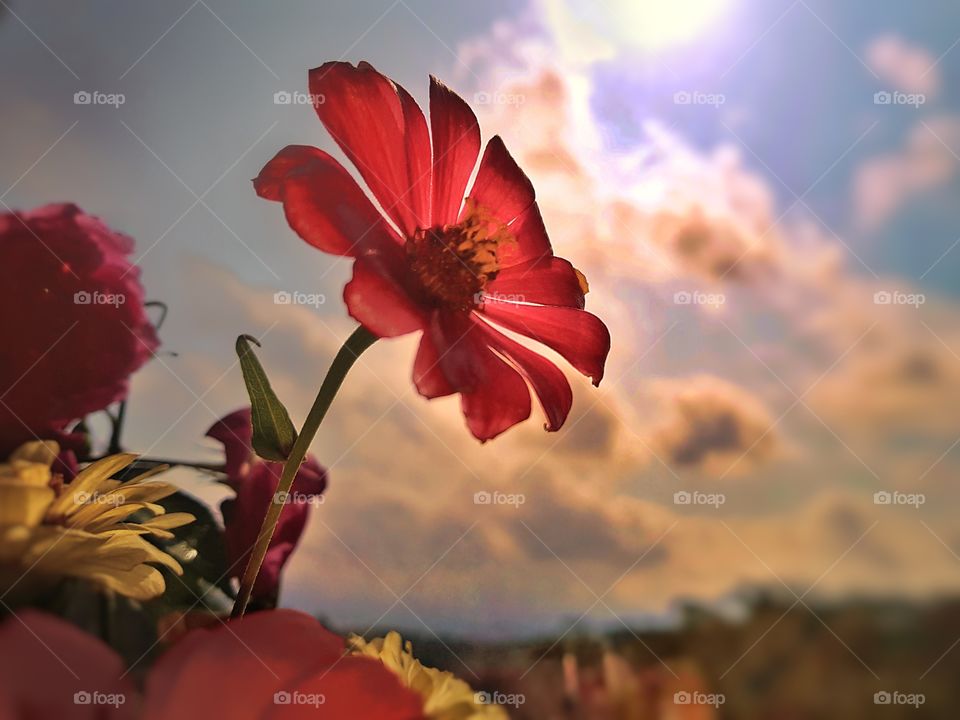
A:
603;0;734;52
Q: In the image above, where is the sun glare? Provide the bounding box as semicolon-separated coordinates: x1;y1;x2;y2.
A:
609;0;733;51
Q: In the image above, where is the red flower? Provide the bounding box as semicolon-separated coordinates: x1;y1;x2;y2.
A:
255;62;611;441
207;409;327;606
0;203;158;455
143;609;425;719
0;610;426;719
0;610;137;719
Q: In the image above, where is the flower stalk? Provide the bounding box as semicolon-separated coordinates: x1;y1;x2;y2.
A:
231;325;377;618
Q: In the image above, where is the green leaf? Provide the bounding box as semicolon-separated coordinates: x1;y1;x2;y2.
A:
235;334;297;462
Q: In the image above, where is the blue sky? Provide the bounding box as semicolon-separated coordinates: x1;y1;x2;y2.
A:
586;0;960;294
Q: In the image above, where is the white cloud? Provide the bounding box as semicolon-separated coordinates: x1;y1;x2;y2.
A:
853;117;960;231
866;34;941;97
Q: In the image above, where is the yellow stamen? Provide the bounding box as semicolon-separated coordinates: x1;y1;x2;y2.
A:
405;200;515;311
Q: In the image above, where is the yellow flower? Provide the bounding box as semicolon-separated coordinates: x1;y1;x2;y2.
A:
0;442;194;601
349;631;510;719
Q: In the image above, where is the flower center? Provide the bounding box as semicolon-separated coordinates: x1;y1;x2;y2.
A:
405;201;514;311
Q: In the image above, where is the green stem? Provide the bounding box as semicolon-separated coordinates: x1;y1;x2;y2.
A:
231;326;378;619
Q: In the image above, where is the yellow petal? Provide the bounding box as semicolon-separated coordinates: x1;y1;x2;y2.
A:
0;462;52;488
0;483;55;526
71;502;166;533
97;534;184;575
47;454;137;518
0;526;34;563
85;564;167;601
141;512;194;530
95;481;179;506
9;441;59;466
100;513;194;541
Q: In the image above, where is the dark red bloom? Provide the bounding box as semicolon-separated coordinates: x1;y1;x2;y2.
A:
0;610;426;719
255;62;611;441
207;409;327;606
143;609;425;719
0;203;158;456
0;610;137;718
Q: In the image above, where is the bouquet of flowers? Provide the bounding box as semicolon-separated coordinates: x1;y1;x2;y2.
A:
0;62;609;719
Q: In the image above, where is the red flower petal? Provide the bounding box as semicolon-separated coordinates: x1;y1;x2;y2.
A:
309;62;431;236
481;302;611;386
397;82;433;230
498;201;553;269
219;462;313;604
254;145;400;256
143;610;345;719
344;257;426;338
205;408;253;477
0;611;136;719
206;410;327;604
464;136;535;226
429;76;481;226
271;657;426;720
485;256;585;309
434;313;531;441
477;320;573;432
412;313;455;399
